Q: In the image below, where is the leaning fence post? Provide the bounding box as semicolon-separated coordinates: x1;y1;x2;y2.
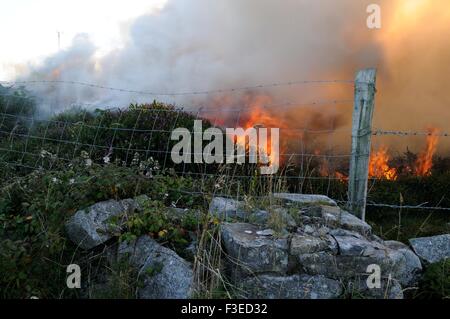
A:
348;68;377;221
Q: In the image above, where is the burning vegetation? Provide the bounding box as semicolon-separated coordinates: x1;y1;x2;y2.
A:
208;94;443;182
415;129;440;177
369;147;398;181
368;129;440;180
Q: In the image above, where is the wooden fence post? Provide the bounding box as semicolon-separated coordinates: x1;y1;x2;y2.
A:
348;68;377;220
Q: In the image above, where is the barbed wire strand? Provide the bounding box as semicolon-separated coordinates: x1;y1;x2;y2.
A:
1;79;355;97
373;129;450;137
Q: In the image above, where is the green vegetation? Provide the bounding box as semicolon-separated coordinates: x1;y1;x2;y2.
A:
0;160;206;298
367;208;450;243
364;172;450;242
416;258;450;299
0;88;205;297
0;85;448;299
119;196;203;257
88;257;141;299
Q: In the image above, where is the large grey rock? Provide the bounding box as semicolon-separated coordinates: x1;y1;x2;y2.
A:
290;234;337;256
338;211;372;236
329;228;365;239
118;236;194;299
334;235;386;256
209;197;248;220
384;240;422;286
335;236;417;286
303;225;316;234
213;194;423;299
241;274;342;299
221;223;289;276
248;206;296;230
347;277;404;299
409;234;450;264
248;210;270;225
66;199;134;250
273;193;337;206
297;235;413;287
264;206;297;230
304;205;372;236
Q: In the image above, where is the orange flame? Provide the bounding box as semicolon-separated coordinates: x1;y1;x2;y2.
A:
315;150;348;182
415;128;439;176
230;95;287;165
234;103;283;168
335;171;348;183
369;147;398;181
316;150;330;177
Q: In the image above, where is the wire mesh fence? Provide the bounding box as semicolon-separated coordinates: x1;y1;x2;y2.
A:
0;76;449;214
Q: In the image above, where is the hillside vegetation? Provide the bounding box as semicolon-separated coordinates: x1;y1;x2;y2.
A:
0;86;448;298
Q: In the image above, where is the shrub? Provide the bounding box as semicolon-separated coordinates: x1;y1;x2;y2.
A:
0;159;203;298
417;258;450;299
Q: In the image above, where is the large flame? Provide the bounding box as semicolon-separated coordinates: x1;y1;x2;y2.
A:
368;128;439;180
369;147;398;181
415;129;439;176
233;97;287;168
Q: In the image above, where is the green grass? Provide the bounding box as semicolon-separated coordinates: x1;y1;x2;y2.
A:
367;208;450;243
416;258;450;299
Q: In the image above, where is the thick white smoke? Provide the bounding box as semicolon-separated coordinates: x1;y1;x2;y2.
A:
14;0;450;154
19;0;380;113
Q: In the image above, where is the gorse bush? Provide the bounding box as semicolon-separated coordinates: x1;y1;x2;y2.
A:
0;85;36;123
0;100;212;180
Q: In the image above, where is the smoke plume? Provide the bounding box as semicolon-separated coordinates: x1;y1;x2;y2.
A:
13;0;450;153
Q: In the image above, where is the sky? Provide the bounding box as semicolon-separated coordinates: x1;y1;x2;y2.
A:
0;0;167;80
0;0;449;154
